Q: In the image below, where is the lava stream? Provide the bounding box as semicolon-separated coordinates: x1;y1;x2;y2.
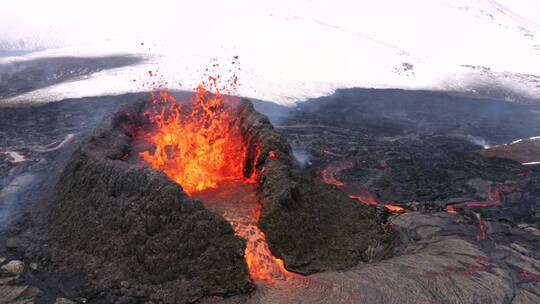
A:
193;182;295;283
136;58;294;282
445;184;502;213
320;161;405;213
228;217;291;282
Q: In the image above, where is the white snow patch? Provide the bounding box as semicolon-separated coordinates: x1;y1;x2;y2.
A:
1;0;539;105
523;162;540;165
2;151;25;163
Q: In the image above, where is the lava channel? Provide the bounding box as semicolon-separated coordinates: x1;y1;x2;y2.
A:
134;60;295;283
321;160;405;213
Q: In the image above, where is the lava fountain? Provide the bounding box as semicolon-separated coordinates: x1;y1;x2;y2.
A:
134;59;293;282
136;88;250;194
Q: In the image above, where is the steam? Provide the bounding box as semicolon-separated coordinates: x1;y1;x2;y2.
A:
465;135;491;149
292;147;312;168
0;173;37;229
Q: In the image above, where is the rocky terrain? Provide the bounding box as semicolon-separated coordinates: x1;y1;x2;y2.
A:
481;137;540;164
276;88;540;220
46;101;252;303
236;100;395;274
0;87;539;303
0;56;143;100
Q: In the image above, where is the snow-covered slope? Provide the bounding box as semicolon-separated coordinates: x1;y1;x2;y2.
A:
1;0;540;105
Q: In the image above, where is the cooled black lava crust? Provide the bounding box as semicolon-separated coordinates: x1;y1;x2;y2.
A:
47;97;395;302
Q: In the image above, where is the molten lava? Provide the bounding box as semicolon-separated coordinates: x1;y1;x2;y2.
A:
192;182;295;283
320;160;353;187
137;88;248;194
235;221;292;282
137;58;295;283
383;204;405;213
321;161;405;213
462;184;501;208
445;184;502;214
348;187;378;206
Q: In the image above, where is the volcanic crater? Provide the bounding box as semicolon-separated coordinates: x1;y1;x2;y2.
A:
2;85;540;304
47;89;395;303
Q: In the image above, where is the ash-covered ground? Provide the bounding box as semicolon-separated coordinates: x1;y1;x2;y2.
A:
1;58;540;303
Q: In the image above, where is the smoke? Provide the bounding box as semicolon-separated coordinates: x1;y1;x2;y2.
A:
292;147;312;168
0;173;37;229
465;135;491;149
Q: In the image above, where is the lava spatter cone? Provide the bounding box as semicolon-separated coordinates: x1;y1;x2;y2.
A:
48;89;395;303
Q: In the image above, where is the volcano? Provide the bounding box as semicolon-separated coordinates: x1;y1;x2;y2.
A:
45;84;395;302
2;84;540;304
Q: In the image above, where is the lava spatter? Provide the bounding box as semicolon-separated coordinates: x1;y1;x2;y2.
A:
192;182;297;283
136;57;295;283
136;59;246;195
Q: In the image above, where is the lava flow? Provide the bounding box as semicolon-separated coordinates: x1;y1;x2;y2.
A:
321;161;405;213
445;184;502;213
444;184;502;241
192;181;295;283
135;58;294;283
137;88;248;194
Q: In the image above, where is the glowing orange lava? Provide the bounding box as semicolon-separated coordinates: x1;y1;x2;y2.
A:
320;160;353;187
383;204;405;213
138;87;248;194
237;222;292;282
321;161;406;213
192;182;295;283
137;58;294;283
445;184;502;215
446;206;457;214
348;188;378;206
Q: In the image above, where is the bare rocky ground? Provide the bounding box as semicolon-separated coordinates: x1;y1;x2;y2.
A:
0;55;143;100
250;88;540;304
481;138;540;164
199;210;540;304
0;94;147;304
0;81;539;303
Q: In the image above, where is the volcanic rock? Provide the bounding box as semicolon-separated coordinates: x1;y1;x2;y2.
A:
48;101;251;303
48;94;397;303
54;298;77;304
3;87;540;304
1;260;25;275
480;137;540;164
236;100;396;273
6;237;28;250
276;88;540;224
0;285;31;304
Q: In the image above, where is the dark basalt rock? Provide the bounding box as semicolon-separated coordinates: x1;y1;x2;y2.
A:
334;136;540;222
0;56;143;99
5;87;540;304
49;96;396;302
480;138;540;164
48;101;251;304
237;101;396;274
276;89;540;225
